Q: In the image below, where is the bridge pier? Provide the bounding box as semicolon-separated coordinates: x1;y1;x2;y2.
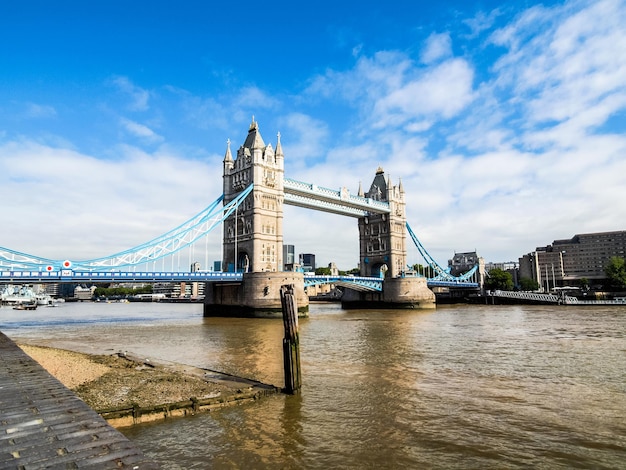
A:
341;276;435;309
203;272;309;318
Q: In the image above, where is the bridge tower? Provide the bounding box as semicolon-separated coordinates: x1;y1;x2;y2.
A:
222;119;284;273
206;119;308;317
357;167;407;278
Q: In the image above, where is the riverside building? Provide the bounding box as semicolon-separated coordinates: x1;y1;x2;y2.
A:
518;230;626;290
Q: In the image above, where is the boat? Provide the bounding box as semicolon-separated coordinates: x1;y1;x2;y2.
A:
13;302;37;310
1;285;38;307
35;292;54;306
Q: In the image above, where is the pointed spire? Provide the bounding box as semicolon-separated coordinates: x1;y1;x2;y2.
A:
244;116;265;150
398;177;404;193
276;131;283;157
358;181;364;197
224;138;233;162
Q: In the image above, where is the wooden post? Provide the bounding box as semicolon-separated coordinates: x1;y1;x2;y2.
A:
280;284;301;394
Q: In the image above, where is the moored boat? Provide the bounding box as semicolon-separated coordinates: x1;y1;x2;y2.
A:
1;285;37;307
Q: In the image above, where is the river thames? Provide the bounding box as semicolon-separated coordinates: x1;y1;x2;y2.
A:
2;301;625;469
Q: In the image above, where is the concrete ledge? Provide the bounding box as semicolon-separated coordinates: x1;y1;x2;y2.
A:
100;386;278;428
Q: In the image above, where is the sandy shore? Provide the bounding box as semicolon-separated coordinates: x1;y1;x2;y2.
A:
18;344;280;427
19;344;111;389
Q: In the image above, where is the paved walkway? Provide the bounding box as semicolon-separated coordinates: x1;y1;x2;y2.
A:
0;331;159;469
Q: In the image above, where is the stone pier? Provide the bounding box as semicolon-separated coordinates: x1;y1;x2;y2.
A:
341;276;435;309
203;272;309;318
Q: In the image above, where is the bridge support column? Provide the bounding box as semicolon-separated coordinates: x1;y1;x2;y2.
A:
203;272;309;318
341;276;435;309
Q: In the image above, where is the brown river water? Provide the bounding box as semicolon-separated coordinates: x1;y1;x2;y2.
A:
2;301;625;469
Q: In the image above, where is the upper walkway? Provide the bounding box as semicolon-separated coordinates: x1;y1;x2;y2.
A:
0;331;159;469
284;178;390;217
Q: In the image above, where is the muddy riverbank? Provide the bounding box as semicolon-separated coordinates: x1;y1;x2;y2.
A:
19;344;280;428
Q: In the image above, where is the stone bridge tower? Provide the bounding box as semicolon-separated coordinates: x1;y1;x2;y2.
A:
222;119;285;273
357;167;407;278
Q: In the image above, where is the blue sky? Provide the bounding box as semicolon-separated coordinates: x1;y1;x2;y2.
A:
1;0;625;270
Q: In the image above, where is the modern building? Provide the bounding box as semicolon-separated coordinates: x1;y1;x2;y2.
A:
519;230;626;290
299;253;316;272
283;244;295;270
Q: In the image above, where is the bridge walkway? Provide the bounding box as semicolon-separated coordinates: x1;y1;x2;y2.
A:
0;331;159;469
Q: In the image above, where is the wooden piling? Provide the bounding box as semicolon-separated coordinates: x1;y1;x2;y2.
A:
280;284;301;394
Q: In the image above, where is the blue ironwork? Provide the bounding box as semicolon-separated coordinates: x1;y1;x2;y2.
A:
0;270;243;283
304;275;383;291
406;222;479;287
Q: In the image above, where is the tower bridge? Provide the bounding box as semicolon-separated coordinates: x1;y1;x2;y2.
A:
0;119;479;315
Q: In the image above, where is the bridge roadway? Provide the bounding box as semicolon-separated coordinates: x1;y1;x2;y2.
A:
1;270;478;290
0;331;159;469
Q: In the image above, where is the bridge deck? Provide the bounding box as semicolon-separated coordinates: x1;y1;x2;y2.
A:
0;331;159;469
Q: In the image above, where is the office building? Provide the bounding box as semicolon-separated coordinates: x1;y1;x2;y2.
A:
283;244;295;270
519;230;626;289
299;253;316;272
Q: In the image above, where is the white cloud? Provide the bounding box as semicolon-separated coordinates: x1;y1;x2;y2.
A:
0;140;222;264
373;58;475;127
120;118;163;142
233;86;280;109
462;9;501;38
22;102;57;119
111;76;151;111
420;32;452;64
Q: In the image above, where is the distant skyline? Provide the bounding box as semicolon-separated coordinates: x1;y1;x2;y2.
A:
1;0;625;270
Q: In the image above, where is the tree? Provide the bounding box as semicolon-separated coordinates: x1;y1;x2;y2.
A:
605;257;626;289
315;266;331;275
484;268;514;291
412;263;434;278
519;277;540;291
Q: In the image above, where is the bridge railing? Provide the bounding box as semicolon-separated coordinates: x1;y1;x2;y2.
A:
303;275;383;291
0;270;244;283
